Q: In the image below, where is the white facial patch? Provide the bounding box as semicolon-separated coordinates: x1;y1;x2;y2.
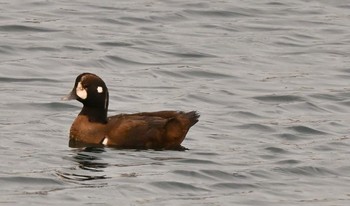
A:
97;86;103;93
76;82;87;100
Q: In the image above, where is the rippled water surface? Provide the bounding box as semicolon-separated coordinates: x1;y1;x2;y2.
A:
1;0;350;205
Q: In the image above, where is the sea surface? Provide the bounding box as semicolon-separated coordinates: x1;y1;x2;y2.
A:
1;0;350;205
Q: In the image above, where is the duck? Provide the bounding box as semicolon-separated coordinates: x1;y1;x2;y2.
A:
63;73;199;150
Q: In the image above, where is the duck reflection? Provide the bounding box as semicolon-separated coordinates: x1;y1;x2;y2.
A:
57;147;109;182
73;147;109;172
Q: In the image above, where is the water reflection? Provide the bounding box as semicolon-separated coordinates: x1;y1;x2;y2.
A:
57;147;109;182
73;147;109;172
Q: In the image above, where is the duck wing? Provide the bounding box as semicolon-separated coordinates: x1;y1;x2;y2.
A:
105;111;199;149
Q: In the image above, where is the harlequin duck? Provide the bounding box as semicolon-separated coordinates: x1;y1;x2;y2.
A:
63;73;199;150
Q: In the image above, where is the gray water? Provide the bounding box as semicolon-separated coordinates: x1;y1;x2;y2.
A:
1;0;350;205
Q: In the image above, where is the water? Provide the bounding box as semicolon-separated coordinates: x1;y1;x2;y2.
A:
1;0;350;205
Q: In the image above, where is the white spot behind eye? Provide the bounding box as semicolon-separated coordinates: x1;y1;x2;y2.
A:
97;86;103;93
76;82;87;99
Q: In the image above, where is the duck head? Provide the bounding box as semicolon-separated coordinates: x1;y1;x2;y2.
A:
63;73;109;123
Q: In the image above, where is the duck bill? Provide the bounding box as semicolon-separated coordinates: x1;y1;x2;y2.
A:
61;90;77;101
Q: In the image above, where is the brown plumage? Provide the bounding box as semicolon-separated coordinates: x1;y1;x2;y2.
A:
63;73;199;150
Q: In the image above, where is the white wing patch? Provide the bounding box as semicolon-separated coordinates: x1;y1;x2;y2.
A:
97;86;103;93
102;137;108;146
